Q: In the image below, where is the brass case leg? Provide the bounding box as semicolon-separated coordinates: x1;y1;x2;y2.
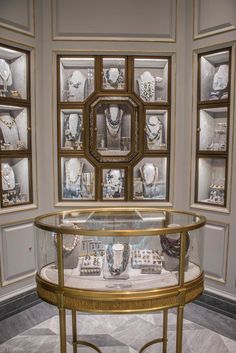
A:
163;309;168;353
72;310;77;353
59;308;67;353
176;306;184;353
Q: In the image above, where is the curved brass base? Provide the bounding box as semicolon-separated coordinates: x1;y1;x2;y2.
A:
139;338;165;353
75;340;102;353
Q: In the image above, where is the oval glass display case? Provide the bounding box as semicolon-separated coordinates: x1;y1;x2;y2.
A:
35;207;206;353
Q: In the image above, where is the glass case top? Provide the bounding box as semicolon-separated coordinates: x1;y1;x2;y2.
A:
35;208;206;236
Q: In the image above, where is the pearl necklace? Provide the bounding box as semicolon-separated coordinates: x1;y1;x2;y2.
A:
65;159;83;188
105;107;123;137
53;233;80;255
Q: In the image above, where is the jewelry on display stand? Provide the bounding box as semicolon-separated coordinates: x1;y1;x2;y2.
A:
146;115;162;149
208;182;225;204
53;233;80;269
0;58;12;97
140;162;160;199
0;113;25;150
65;158;84;194
137;71;163;102
67;70;87;101
104;243;130;281
104;169;123;199
105;104;124;150
64;113;82;149
209;64;229;100
105;67;124;89
1;163;16;190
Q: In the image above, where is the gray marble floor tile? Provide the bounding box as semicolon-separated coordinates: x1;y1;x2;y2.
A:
68;333;126;347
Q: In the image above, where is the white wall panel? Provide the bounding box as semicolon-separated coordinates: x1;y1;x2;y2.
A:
0;0;35;37
194;0;236;39
52;0;176;41
203;222;229;283
0;223;36;285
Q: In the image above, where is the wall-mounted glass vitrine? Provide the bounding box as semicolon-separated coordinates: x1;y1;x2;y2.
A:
0;43;33;210
194;47;231;210
57;55;171;202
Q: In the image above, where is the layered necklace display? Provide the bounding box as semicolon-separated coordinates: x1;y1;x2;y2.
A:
105;68;124;89
160;232;190;258
106;243;130;276
65;113;82;142
141;163;159;199
146;115;162;146
65;158;84;192
105;105;123;138
1;163;16;191
0;113;20;150
106;169;123;198
0;59;12;96
138;71;155;102
68;70;86;101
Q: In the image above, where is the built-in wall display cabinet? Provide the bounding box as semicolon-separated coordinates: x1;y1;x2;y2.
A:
194;47;231;209
57;55;171;202
0;43;33;209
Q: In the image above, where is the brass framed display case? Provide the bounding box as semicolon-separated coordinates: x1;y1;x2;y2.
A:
195;47;231;208
0;43;33;209
57;55;171;202
35;207;206;353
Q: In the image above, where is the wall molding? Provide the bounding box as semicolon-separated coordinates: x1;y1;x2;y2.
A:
52;0;177;42
193;0;236;40
0;0;35;37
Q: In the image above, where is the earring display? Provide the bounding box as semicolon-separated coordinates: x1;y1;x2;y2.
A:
0;45;27;100
60;109;83;150
200;50;230;102
102;58;125;90
59;57;95;102
199;107;227;152
95;102;131;156
134;58;169;103
133;157;167;200
197;158;226;205
102;168;125;200
145;110;167;150
61;157;95;200
1;158;30;207
0;105;28;150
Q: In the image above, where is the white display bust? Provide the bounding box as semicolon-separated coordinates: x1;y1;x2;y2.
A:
1;163;15;190
68;70;87;101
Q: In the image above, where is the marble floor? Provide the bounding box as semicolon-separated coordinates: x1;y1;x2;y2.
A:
0;302;236;353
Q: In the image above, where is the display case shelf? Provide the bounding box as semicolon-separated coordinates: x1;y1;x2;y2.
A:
0;43;33;210
57;55;172;202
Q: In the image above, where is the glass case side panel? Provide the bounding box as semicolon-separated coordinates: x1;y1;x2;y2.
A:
1;157;30;207
133;157;167;200
36;228;58;285
200;50;230;102
134;58;169;103
199;107;228;152
197;157;226;205
59;57;95;102
60;109;83;151
145;109;168;151
0;45;27;100
96;101;132;156
60;157;95;201
186;228;203;282
102;168;125;200
0;105;29;151
102;57;126;90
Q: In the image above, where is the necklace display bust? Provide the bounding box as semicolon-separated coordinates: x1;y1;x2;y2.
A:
65;158;84;192
105;169;123;198
0;59;12;94
1;163;16;191
210;64;229;100
140;163;159;198
146;115;162;149
105;68;124;89
104;104;124;150
68;70;87;101
0;113;21;150
64;113;82;148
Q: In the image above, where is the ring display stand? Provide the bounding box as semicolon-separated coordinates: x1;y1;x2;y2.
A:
35;207;206;353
